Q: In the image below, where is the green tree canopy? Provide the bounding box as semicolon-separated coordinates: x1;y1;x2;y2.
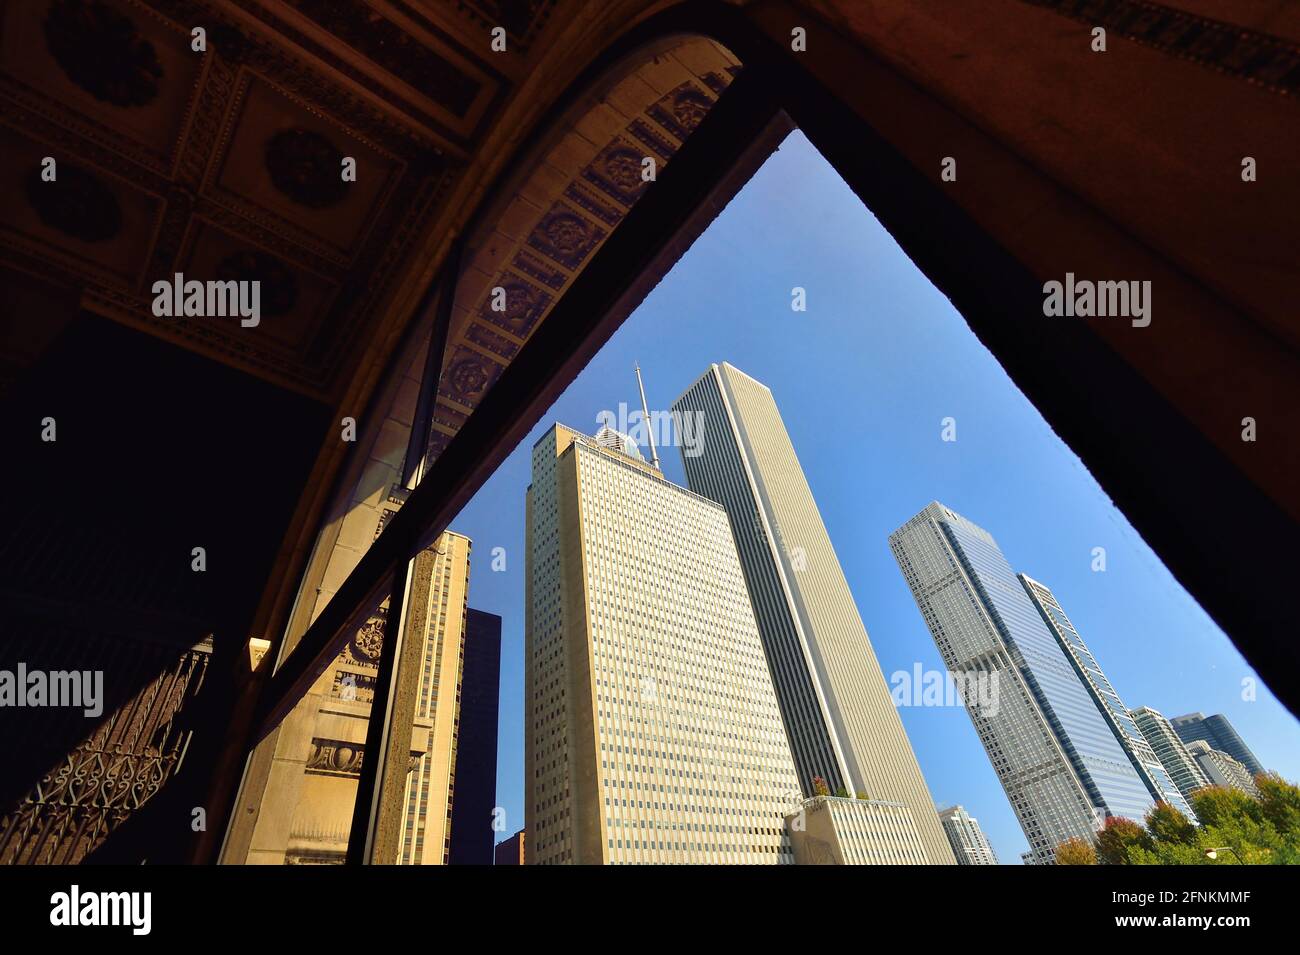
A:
1082;776;1300;865
1096;816;1151;865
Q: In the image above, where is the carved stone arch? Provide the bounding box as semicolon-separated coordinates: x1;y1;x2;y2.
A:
428;35;743;440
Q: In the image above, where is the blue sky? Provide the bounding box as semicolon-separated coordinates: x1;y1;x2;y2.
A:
450;130;1299;864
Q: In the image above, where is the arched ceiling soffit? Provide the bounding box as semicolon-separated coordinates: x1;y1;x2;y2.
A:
428;36;742;462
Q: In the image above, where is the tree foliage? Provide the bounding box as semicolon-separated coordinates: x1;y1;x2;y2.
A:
1062;777;1300;865
1096;816;1151;865
1054;837;1096;865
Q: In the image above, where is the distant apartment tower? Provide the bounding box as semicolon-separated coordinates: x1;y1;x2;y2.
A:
938;805;999;865
448;608;502;865
674;363;954;865
889;503;1154;864
494;830;525;865
1129;707;1211;801
1185;741;1261;798
1019;574;1197;824
525;423;802;864
1171;713;1265;778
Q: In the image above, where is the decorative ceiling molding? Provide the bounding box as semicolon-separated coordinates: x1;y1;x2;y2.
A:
427;38;742;463
1020;0;1300;98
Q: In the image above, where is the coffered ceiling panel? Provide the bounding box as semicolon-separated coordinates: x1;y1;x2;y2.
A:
0;124;164;288
212;75;404;260
0;0;203;172
0;0;479;399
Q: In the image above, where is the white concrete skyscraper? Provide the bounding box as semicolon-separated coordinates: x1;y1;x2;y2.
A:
1184;741;1260;797
890;503;1155;864
673;363;954;865
525;423;802;864
938;805;999;865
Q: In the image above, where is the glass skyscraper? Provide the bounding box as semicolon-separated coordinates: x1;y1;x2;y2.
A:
1019;574;1197;824
1170;712;1265;778
890;503;1155;863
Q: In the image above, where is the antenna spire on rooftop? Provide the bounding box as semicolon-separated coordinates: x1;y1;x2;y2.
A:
635;362;661;471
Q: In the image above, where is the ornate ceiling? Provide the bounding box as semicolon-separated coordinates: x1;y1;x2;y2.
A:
0;0;567;400
429;37;740;459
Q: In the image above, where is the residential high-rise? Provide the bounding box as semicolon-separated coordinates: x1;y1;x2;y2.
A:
1185;741;1261;798
1171;713;1265;778
938;805;999;865
1130;707;1211;801
673;363;954;865
448;608;502;865
889;503;1155;864
524;423;802;864
1019;574;1197;824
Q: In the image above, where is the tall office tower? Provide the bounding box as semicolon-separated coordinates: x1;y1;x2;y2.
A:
269;531;470;865
448;608;502;864
938;805;999;865
395;532;473;865
525;423;802;865
674;363;954;865
1019;574;1197;824
1129;707;1211;801
889;503;1155;864
1170;712;1265;778
1185;741;1261;798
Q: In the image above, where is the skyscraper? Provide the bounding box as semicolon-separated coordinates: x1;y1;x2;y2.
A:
674;363;954;865
1019;574;1197;823
1170;713;1265;778
524;423;802;864
448;608;502;865
396;532;473;866
1184;740;1261;797
263;531;472;865
1130;706;1211;801
938;805;999;865
889;503;1154;864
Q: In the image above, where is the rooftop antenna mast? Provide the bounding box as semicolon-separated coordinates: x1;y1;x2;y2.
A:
634;362;661;471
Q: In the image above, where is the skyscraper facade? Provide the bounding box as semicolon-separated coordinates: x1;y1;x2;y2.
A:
1130;707;1211;801
258;531;472;865
396;532;473;866
889;503;1154;864
1170;713;1265;778
1185;741;1261;797
1019;574;1197;823
525;423;802;864
673;363;954;865
448;608;502;865
938;805;999;865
